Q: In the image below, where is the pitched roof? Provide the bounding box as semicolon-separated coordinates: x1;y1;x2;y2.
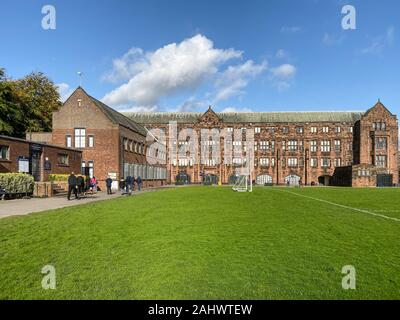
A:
124;111;364;124
84;91;148;136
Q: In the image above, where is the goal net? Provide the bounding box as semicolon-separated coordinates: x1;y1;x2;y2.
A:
232;174;252;193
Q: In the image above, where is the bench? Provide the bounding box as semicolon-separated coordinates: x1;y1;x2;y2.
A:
0;189;31;200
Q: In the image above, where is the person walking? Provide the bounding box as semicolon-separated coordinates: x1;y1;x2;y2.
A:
120;177;125;194
90;176;98;193
130;175;135;193
125;175;132;195
77;175;85;196
106;176;113;195
67;172;78;200
137;176;142;191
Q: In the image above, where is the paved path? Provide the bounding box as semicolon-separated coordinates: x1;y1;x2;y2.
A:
0;185;182;219
0;192;125;219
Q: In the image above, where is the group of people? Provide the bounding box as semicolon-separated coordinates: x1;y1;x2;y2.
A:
105;175;142;195
67;172;98;200
68;172;143;199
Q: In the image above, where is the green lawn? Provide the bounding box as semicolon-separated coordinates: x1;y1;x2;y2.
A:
1;186;400;300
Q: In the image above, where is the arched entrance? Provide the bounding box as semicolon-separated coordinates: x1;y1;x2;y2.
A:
256;174;273;185
285;174;301;187
176;172;191;185
318;175;331;186
203;174;218;185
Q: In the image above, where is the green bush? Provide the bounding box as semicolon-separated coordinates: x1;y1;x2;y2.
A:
0;173;34;194
48;174;69;182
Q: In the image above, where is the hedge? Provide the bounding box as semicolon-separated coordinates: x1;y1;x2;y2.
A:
0;173;34;194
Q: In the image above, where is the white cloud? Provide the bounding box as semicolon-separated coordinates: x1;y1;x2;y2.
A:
102;47;146;83
275;49;289;59
213;60;267;104
102;34;242;108
280;26;302;34
268;64;297;92
169;97;207;112
359;26;395;55
270;64;296;79
116;105;158;113
220;107;253;113
56;83;74;102
322;33;345;46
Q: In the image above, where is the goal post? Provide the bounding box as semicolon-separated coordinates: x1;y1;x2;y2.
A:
232;166;253;193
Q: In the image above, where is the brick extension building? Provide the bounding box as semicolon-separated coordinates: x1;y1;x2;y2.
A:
0;135;82;182
126;101;398;187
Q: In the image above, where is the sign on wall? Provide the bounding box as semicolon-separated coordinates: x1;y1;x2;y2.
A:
18;156;29;173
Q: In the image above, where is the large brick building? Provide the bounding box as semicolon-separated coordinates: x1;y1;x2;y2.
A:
27;87;167;190
126;101;398;187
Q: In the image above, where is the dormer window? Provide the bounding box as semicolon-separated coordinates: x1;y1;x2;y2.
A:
372;121;386;131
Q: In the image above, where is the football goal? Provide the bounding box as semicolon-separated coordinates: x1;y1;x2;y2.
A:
232;174;252;193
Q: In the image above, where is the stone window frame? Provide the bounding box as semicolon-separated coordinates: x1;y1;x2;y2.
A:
65;135;72;148
74;128;86;148
375;137;387;150
310;126;317;134
321;140;331;153
0;145;9;160
310;157;318;168
288;157;298;167
57;153;69;166
321;157;331;168
288;140;298;152
259;157;270;167
375;155;387;168
296;126;304;134
88;135;94;148
310;140;317;153
334;139;341;152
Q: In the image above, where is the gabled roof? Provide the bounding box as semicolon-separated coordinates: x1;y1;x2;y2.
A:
89;95;148;136
364;100;394;117
69;87;148;136
124;111;364;124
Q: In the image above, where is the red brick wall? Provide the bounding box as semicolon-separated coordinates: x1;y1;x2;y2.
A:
0;136;81;181
41;145;82;181
52;88;121;190
0;137;29;173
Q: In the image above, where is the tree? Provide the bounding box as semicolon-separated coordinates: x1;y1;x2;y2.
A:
0;69;61;137
14;72;62;133
0;69;23;136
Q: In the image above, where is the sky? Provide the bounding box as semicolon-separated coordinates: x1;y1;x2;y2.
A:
0;0;399;115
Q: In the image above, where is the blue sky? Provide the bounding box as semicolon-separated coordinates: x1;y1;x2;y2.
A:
0;0;399;115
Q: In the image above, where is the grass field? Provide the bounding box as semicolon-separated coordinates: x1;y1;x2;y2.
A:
1;186;400;300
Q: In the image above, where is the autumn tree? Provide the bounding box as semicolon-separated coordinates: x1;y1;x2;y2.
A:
0;69;61;137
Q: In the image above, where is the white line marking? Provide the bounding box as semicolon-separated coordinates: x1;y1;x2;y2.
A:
277;189;400;223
